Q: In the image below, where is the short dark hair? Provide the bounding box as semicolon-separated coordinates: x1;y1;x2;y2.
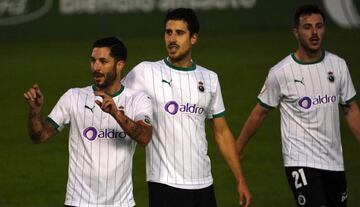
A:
164;8;200;36
93;37;127;61
294;4;326;27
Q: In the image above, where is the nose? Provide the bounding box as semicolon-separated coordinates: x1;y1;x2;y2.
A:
311;27;318;35
91;61;101;72
167;33;176;43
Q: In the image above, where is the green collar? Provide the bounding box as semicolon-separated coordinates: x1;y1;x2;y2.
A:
92;84;125;97
164;58;196;71
291;51;325;65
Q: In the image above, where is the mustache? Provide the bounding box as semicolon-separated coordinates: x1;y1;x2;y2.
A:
168;43;179;48
310;35;319;40
93;71;104;77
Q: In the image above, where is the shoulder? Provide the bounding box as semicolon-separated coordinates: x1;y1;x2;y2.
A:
61;86;92;98
269;54;294;74
324;51;346;64
69;85;93;94
132;60;164;71
195;64;219;80
124;87;150;99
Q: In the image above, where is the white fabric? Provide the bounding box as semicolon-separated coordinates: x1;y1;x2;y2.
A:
122;59;225;188
258;51;356;171
48;85;152;207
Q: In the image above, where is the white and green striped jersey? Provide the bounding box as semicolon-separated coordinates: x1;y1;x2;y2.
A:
47;85;152;207
258;51;356;171
122;58;225;189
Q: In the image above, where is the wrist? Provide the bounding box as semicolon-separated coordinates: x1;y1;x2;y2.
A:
29;108;41;116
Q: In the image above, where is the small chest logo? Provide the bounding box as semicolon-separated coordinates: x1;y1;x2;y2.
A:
328;71;335;82
85;105;95;113
198;81;205;92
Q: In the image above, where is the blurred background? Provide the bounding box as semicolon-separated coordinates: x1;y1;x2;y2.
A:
1;0;359;206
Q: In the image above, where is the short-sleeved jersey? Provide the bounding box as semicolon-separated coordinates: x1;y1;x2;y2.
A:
258;51;356;171
122;58;225;189
47;85;152;207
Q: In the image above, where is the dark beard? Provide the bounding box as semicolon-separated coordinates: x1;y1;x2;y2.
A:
94;66;117;89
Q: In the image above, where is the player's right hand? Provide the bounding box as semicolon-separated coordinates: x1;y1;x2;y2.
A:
24;84;44;113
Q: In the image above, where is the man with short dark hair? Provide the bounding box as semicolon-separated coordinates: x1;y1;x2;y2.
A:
24;37;153;207
123;8;251;207
236;4;360;207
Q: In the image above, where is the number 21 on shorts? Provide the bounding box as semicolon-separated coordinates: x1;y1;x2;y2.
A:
292;168;308;189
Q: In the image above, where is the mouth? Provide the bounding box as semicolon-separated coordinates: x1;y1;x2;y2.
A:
310;37;320;45
167;44;179;53
93;72;104;82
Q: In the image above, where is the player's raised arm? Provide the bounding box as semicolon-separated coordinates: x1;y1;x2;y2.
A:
94;91;152;147
210;117;251;207
24;84;57;143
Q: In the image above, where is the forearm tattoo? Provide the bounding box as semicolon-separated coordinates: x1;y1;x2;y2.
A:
28;111;43;139
130;124;143;140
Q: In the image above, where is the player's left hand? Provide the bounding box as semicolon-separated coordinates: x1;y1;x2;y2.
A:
238;180;251;207
94;91;117;116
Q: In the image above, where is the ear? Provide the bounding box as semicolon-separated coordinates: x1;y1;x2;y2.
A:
292;28;299;39
116;60;125;73
191;33;198;45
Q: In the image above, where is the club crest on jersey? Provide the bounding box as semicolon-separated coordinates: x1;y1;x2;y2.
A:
297;194;306;206
82;127;127;141
328;71;335;82
198;81;205;92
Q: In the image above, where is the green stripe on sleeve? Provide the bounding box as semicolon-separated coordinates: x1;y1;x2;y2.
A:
213;111;225;118
257;98;275;109
46;117;60;130
340;94;357;106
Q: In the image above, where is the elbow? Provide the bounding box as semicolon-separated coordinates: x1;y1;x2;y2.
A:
138;129;152;147
31;139;44;144
30;134;48;144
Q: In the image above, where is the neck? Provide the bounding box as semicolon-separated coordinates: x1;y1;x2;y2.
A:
168;54;193;68
295;48;323;63
96;80;122;96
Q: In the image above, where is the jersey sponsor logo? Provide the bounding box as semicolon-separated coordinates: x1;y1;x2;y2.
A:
298;94;337;109
164;100;204;115
82;126;127;141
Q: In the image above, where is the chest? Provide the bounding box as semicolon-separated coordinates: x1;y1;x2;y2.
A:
279;64;340;103
145;68;214;112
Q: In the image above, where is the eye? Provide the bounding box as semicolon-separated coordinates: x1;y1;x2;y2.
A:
316;24;324;29
303;25;311;29
176;30;185;35
165;29;172;35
